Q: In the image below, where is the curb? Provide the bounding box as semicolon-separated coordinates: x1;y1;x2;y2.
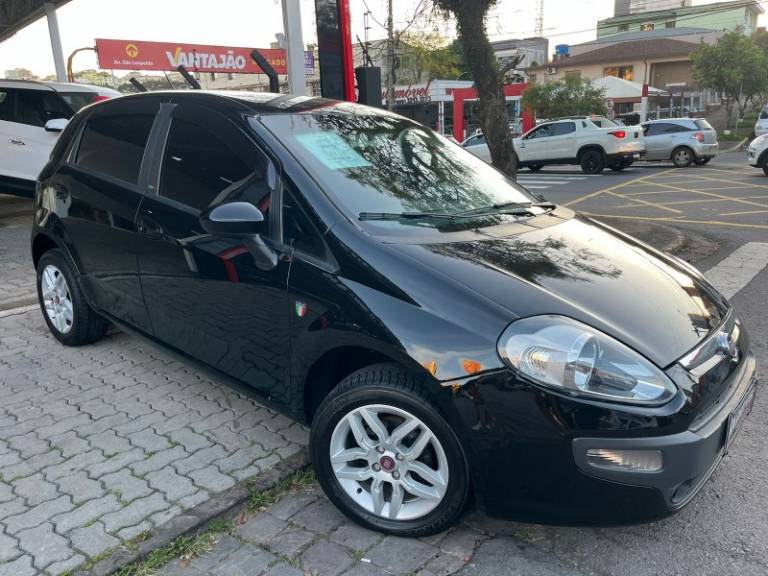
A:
77;448;310;576
0;295;38;314
720;137;748;153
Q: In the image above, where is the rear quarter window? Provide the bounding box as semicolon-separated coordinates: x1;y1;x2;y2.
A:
694;119;714;130
76;114;155;184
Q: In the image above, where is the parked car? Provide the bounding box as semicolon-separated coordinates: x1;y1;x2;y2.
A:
33;92;756;536
747;133;768;174
640;118;719;167
461;132;490;162
754;106;768;138
0;79;120;197
513;116;645;174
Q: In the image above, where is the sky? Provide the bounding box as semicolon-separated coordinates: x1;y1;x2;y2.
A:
0;0;761;78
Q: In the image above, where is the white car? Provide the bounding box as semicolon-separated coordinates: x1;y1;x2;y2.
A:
0;80;120;197
754;106;768;138
514;116;645;174
747;134;768;174
463;116;645;174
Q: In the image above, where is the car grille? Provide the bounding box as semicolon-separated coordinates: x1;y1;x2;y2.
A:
678;311;748;430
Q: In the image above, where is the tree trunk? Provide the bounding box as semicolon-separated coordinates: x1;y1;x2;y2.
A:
438;2;517;176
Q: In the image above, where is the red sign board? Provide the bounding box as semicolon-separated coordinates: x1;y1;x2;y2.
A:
95;38;288;75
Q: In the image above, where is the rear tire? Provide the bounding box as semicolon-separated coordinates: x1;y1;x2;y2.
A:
310;364;470;537
672;147;694;168
694;157;711;166
580;150;605;174
36;249;108;346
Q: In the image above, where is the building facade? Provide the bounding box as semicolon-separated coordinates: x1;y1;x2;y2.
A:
598;0;763;39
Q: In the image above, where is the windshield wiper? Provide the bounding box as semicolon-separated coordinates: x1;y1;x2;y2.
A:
359;211;475;222
454;201;556;218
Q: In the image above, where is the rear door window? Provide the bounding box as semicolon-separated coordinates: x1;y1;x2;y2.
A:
552;122;576;136
76;114;155;184
16;90;73;127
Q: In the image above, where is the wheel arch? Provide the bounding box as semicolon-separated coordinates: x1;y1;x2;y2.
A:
577;144;606;162
302;345;430;424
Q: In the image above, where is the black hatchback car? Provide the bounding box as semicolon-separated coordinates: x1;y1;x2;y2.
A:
32;92;757;536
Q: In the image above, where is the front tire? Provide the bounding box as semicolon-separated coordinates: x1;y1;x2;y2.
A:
581;150;605;174
310;364;470;537
36;249;108;346
672;147;694;168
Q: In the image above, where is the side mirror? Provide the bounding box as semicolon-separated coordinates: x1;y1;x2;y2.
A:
44;118;69;133
200;202;266;236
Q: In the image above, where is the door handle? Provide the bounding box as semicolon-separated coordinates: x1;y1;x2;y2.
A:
9;139;25;146
137;216;164;240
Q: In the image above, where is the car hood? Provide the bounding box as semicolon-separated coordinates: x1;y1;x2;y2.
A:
395;215;728;368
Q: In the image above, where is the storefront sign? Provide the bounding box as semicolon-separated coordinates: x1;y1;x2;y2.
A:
382;81;433;104
95;38;288;75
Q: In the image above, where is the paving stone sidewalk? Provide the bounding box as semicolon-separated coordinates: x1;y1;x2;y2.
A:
0;309;309;575
0;196;36;311
155;482;583;576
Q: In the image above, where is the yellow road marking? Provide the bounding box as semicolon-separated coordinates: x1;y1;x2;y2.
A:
563;168;677;207
719;208;768;216
605;190;683;214
580;212;768;230
640;180;768;209
612;197;754;209
679;172;768;191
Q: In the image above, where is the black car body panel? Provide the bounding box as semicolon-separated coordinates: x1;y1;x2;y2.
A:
31;92;757;525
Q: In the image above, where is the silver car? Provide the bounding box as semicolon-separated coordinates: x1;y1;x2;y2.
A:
641;118;719;167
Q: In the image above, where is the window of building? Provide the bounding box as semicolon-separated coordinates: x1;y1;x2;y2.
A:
665;20;676;28
565;71;581;82
603;65;634;81
159;119;268;214
641;23;655;32
618;24;629;32
76;115;155;184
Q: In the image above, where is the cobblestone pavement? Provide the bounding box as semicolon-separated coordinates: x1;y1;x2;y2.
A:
0;196;35;311
157;483;581;576
0;308;309;575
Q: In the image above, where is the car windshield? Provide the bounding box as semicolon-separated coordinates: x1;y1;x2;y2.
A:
257;111;533;225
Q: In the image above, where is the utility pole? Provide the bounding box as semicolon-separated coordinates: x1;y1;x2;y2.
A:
535;0;544;37
386;0;396;111
283;0;307;95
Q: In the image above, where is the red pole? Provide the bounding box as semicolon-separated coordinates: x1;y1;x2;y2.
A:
338;0;356;102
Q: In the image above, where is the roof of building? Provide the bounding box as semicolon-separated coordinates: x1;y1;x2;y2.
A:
530;37;697;70
490;37;549;51
0;0;73;43
599;0;763;25
591;76;667;98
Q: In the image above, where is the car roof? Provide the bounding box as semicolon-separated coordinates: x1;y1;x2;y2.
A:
104;90;381;116
0;79;121;95
645;118;699;124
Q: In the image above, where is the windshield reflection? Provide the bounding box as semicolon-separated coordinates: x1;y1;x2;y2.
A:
257;111;533;225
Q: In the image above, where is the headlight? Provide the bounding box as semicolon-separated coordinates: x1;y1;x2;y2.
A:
497;316;677;405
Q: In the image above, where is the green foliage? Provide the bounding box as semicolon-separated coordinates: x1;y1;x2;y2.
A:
692;32;768;116
400;31;463;81
522;78;608;119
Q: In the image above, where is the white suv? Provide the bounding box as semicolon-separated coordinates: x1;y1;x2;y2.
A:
747;134;768;174
513;116;645;174
0;80;120;197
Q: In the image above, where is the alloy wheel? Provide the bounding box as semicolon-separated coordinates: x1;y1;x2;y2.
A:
41;265;74;334
329;404;449;521
674;148;692;167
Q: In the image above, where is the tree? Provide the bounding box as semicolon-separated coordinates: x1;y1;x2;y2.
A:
432;0;517;176
522;78;607;119
399;31;463;81
692;32;768;119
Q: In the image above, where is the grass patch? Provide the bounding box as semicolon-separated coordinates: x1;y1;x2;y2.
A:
113;531;221;576
246;467;315;512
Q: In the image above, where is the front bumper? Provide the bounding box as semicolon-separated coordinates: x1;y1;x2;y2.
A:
572;352;757;511
456;352;757;525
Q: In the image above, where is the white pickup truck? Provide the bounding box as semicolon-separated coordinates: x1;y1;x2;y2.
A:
463;116;646;174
